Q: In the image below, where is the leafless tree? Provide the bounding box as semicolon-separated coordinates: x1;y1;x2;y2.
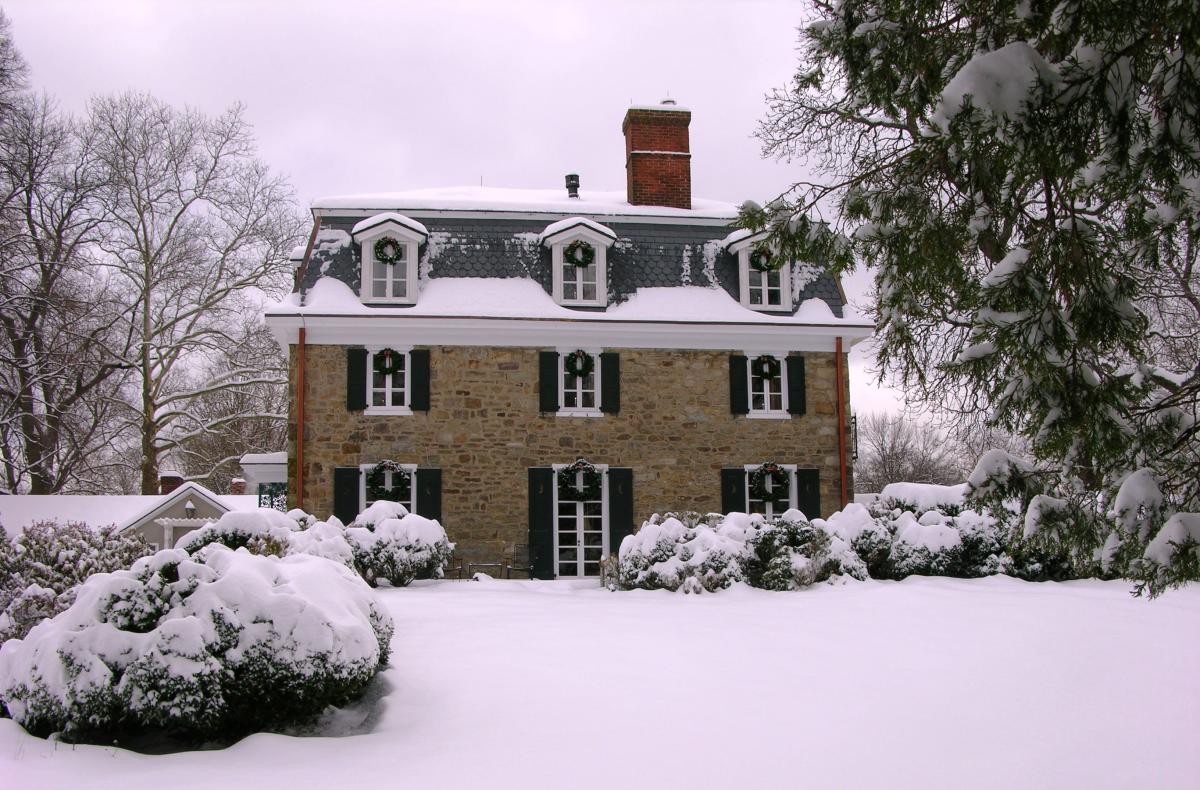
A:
0;95;131;493
854;412;965;493
90;93;303;493
172;323;288;493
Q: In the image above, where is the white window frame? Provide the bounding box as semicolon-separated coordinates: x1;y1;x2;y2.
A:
356;224;422;305
551;462;610;579
744;350;790;419
743;463;798;520
551;229;611;307
556;347;603;418
364;345;413;416
359;462;418;513
737;249;792;312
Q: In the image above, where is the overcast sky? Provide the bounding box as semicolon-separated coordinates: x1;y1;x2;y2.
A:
5;0;904;413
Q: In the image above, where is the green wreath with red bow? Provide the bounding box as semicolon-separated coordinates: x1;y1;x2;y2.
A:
373;236;405;264
563;240;595;267
749;462;790;505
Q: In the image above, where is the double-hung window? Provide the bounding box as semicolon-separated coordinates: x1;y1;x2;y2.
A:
366;346;411;415
726;230;793;312
359;461;417;512
559;349;601;415
744;463;798;520
351;213;428;305
539;218;617;308
747;352;789;418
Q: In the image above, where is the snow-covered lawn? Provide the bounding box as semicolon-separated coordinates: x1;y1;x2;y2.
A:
3;576;1197;789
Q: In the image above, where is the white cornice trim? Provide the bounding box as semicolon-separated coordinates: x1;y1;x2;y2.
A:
266;313;873;353
312;207;736;227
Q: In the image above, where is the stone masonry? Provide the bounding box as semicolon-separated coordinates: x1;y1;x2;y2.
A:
290;344;854;562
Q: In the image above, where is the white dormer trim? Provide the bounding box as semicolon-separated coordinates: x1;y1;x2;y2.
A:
724;230;792;313
352;213;427;305
540;217;617;308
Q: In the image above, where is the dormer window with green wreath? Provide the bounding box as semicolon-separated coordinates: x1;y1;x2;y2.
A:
351;212;429;304
538;216;618;307
724;230;793;312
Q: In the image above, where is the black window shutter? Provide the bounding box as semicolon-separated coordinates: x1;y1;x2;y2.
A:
333;467;361;525
528;467;555;579
720;468;747;514
796;468;821;520
787;355;807;415
599;352;620;414
607;467;634;556
415;467;442;522
409;349;431;411
346;348;368;411
728;354;749;414
538;351;559;413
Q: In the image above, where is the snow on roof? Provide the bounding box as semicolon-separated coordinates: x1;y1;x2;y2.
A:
350;212;429;240
270;276;867;326
312;186;739;220
241;451;288;465
0;484;259;540
537;216;619;245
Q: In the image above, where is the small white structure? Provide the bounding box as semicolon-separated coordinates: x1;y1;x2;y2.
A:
239;451;288;501
0;481;258;550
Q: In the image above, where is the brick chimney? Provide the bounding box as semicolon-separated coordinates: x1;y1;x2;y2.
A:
622;99;691;209
159;470;184;495
230;477;247;495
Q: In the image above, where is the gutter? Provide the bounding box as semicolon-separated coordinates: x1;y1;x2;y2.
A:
835;337;849;510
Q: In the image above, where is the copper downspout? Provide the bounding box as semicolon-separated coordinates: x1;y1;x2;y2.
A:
835;337;848;509
295;326;306;510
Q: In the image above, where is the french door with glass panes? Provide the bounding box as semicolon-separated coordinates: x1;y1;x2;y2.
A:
555;470;607;578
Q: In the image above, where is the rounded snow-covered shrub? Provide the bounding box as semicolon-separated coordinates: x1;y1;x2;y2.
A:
887;511;963;577
0;545;393;742
176;508;300;556
0;521;151;645
615;512;743;593
347;503;454;587
742;515;839;590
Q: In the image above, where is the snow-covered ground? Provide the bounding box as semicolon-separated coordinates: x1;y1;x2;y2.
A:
3;576;1197;790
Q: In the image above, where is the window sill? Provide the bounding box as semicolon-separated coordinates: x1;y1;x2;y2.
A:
556;409;603;418
557;300;607;308
361;297;417;306
364;406;413;416
746;411;791;420
743;303;794;313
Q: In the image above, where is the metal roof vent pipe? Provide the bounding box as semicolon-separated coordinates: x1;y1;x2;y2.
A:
565;173;580;199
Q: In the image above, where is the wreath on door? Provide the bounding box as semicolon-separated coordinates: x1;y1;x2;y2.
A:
557;458;602;502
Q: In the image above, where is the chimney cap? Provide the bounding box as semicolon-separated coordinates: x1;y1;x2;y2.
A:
660;97;676;105
565;173;580;199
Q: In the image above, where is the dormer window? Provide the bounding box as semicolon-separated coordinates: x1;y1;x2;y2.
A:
351;212;428;305
725;230;793;312
538;217;618;307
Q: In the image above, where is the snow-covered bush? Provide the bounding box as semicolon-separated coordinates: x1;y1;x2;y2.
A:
741;514;841;590
815;504;885;580
346;502;454;587
614;512;743;593
0;545;393;742
179;508;356;571
878;482;968;517
176;508;301;556
887;511;963;577
1;522;151;644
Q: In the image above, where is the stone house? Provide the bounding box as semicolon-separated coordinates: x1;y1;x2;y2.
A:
265;101;871;579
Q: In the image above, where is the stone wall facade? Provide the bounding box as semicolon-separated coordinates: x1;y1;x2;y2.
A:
289;344;854;562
